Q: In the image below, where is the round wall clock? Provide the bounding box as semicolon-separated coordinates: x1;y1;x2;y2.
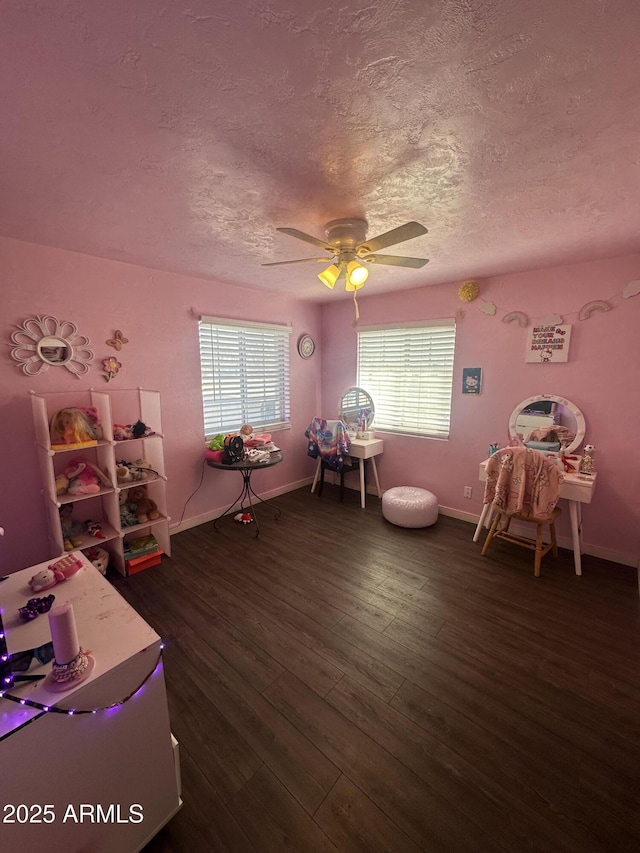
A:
297;334;316;359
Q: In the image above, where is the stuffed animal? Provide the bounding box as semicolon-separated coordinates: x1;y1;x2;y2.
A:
119;491;139;527
85;519;105;539
116;463;135;483
50;407;102;447
55;473;70;495
83;546;109;576
59;505;83;551
113;420;154;441
65;457;111;495
115;458;152;483
127;485;160;524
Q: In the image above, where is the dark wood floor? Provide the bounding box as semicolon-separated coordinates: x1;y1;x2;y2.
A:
111;484;640;853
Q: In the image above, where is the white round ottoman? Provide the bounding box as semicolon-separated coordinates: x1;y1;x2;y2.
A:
382;486;439;528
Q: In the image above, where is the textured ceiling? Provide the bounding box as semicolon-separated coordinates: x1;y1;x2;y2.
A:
2;0;640;301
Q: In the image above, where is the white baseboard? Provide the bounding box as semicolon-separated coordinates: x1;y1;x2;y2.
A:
172;490;638;570
438;504;638;568
170;477;314;535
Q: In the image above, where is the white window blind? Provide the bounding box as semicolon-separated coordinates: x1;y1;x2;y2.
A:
357;320;456;438
199;317;291;437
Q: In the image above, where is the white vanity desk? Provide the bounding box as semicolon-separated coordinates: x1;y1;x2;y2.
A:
311;387;383;508
473;461;597;576
474;393;596;576
347;437;384;508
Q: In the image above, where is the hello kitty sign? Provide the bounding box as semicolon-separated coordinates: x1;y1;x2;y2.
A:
525;324;572;363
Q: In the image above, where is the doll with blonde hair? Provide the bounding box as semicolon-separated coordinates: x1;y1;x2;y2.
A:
50;407;101;449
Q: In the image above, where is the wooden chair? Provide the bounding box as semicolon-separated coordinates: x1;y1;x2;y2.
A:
481;505;561;577
480;446;563;577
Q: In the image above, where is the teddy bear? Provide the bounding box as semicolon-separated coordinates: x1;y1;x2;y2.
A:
127;485;160;524
59;505;84;551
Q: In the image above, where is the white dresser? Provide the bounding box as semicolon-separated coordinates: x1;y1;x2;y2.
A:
0;552;181;853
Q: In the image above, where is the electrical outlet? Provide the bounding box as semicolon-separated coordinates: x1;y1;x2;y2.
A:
463;486;472;499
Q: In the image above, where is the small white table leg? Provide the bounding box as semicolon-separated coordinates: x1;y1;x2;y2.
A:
359;460;366;508
568;500;583;576
370;457;382;498
473;503;492;542
310;459;321;493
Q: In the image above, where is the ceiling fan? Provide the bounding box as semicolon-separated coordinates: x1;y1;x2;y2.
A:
263;218;429;290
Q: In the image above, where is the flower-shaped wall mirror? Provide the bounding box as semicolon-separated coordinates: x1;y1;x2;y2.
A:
10;315;94;377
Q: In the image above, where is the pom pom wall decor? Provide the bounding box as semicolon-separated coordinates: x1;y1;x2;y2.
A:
458;280;479;303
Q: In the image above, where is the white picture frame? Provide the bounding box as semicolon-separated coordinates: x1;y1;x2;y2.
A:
525;324;572;363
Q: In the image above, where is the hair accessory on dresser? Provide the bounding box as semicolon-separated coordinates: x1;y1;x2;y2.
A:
18;594;56;621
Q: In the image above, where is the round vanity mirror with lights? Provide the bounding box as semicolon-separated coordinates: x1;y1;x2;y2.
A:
339;387;375;433
508;394;585;454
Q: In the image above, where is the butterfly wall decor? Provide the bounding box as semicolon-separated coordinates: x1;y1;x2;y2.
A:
106;330;129;350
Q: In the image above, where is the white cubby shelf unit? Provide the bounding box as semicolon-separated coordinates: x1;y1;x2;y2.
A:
31;388;170;576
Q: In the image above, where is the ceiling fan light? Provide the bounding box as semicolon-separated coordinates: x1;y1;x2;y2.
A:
318;264;340;289
346;260;368;289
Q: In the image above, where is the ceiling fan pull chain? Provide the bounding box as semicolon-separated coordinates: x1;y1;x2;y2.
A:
353;289;360;321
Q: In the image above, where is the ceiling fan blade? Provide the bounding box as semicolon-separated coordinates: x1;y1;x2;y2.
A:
362;254;429;268
357;221;428;254
276;227;333;252
262;257;333;267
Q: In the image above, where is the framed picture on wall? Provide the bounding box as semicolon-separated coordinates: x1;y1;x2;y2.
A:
526;324;572;363
462;367;482;394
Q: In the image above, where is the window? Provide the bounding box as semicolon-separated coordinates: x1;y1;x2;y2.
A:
357;320;456;438
198;317;291;438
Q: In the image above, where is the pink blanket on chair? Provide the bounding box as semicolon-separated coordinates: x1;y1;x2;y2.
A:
484;447;563;519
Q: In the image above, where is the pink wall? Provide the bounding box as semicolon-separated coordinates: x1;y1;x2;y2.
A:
0;236;322;572
2;234;638;573
321;255;640;567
